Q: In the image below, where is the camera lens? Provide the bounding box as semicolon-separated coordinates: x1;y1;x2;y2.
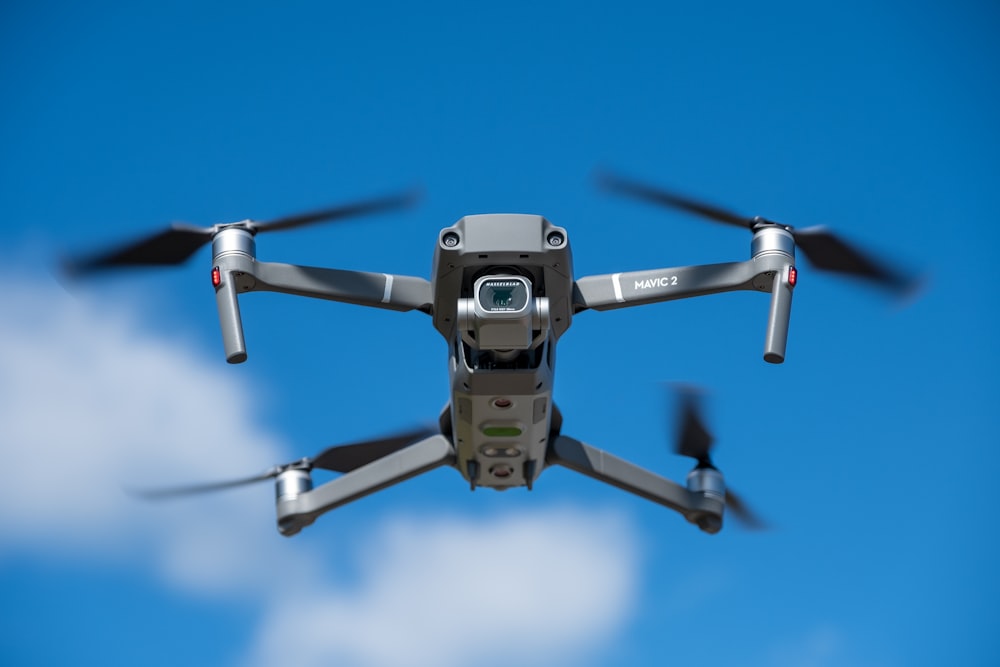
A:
479;277;528;312
492;289;513;307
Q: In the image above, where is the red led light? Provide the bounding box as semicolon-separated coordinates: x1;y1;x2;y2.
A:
788;266;797;287
211;267;221;287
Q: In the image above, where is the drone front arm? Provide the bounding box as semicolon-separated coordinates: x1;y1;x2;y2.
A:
250;261;433;313
573;260;759;311
574;249;796;363
546;435;724;533
211;230;433;363
275;434;456;536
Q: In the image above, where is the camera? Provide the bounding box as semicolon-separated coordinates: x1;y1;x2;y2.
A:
458;274;549;351
477;276;530;313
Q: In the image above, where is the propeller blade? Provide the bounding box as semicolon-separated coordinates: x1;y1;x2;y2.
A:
252;188;421;234
597;171;751;229
127;469;278;500
673;384;715;465
311;426;438;473
63;224;213;275
129;426;435;502
725;489;766;530
669;384;767;529
791;226;917;296
600;172;920;296
63;188;420;276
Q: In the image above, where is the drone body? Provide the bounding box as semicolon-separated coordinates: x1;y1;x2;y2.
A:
72;175;915;537
434;214;572;492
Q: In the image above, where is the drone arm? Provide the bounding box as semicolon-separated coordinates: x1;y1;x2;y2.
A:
573;260;761;311
210;259;431;364
248;261;433;313
573;254;796;363
546;435;724;533
215;269;248;363
275;434;455;536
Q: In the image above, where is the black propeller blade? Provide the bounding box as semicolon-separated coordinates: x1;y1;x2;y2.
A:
64;189;420;276
791;226;913;294
129;426;437;500
598;171;750;230
675;385;715;466
252;190;420;234
671;384;765;529
599;171;918;297
310;426;438;473
128;469;283;500
63;224;216;275
723;488;765;530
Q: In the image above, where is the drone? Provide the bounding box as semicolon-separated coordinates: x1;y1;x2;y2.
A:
67;173;916;536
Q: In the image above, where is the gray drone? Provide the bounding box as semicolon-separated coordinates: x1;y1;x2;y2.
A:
67;174;915;536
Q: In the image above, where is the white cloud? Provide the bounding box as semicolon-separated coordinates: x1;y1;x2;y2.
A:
0;277;283;562
248;509;638;667
0;273;640;666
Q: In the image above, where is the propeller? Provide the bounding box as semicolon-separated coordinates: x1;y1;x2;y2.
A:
64;189;420;276
598;171;919;297
672;384;765;529
130;425;437;500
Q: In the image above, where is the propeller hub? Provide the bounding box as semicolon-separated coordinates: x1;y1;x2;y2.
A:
211;226;257;261
275;469;312;502
686;465;725;500
751;224;795;261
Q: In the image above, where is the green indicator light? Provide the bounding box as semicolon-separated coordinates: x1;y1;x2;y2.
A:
483;426;522;437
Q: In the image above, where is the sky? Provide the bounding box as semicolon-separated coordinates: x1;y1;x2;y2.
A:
1;1;998;666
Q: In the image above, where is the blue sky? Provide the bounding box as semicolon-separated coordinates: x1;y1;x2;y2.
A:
1;1;998;666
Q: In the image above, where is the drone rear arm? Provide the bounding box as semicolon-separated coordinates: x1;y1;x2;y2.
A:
275;434;456;536
546;435;724;533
